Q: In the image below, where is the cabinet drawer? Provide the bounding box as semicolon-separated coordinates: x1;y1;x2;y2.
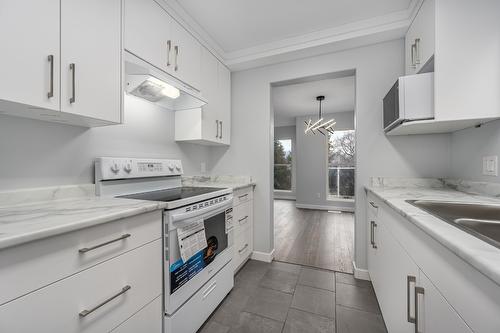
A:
111;295;162;333
0;210;162;305
233;229;252;271
0;239;162;333
233;187;253;206
233;200;252;235
165;262;233;333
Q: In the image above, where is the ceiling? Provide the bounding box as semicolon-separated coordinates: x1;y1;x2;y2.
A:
273;76;355;127
169;0;419;69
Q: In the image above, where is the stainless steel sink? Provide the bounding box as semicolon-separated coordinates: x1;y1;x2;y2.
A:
407;200;500;249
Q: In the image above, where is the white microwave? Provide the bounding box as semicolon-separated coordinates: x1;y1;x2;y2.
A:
383;72;434;132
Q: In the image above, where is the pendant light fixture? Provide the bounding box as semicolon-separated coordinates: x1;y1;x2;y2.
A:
304;96;336;135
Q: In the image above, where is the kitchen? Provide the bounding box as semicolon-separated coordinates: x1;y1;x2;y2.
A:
0;0;499;332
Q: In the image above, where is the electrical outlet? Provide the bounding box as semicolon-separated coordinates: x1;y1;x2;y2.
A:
483;156;498;176
200;162;206;174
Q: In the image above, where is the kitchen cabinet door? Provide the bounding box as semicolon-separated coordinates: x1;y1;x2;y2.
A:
374;207;419;333
417;271;472;333
124;0;172;73
171;21;202;90
61;0;122;123
366;199;380;286
405;0;435;75
200;48;220;142
0;0;60;110
217;62;231;145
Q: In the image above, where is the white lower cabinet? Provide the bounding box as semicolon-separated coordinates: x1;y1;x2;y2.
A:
367;195;475;333
232;186;254;272
111;295;163;333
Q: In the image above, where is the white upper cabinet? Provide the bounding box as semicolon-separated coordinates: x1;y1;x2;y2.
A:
175;49;231;145
124;0;201;91
0;0;122;127
405;0;435;75
124;0;172;73
171;21;202;90
0;0;61;111
61;0;122;123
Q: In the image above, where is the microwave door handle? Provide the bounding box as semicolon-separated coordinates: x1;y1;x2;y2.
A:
170;198;233;223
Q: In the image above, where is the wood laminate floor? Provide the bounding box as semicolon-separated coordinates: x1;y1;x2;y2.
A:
273;200;354;273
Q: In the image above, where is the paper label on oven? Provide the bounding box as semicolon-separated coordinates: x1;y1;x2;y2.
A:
177;219;208;263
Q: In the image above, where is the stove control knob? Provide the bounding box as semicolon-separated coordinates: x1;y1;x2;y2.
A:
175;165;181;172
168;164;175;172
110;162;120;174
123;163;132;173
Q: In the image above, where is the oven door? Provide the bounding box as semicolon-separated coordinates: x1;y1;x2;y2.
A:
163;198;233;315
383;78;402;132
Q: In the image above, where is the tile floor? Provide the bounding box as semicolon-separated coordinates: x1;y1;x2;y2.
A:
198;260;387;333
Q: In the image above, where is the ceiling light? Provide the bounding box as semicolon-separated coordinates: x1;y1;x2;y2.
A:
304;96;336;136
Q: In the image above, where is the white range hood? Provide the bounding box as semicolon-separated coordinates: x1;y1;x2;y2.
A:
124;51;207;111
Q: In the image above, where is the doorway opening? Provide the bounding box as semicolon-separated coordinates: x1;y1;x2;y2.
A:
271;70;356;273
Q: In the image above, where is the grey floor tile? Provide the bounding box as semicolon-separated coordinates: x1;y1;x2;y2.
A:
198;320;230;333
283;308;335;333
260;268;299;294
235;260;270;291
269;261;302;274
243;286;293;322
291;285;335;319
212;287;254;327
229;312;283;333
335;282;380;314
336;305;387;333
298;267;335;292
335;272;372;289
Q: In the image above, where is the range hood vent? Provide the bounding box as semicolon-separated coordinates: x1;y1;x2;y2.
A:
124;51;207;111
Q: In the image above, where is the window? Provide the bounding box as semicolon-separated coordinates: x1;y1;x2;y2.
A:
328;130;355;199
274;139;292;191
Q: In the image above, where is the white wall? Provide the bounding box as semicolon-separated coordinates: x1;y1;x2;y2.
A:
451;119;500;182
295;111;355;211
209;39;451;269
0;95;211;190
274;125;296;199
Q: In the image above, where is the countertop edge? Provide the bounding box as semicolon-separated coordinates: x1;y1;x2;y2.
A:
365;186;500;287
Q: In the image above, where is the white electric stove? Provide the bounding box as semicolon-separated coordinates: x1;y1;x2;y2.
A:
95;157;235;333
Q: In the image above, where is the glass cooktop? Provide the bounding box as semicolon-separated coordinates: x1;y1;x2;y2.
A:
118;186;225;202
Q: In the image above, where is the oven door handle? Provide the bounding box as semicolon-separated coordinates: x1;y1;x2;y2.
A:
170;198;233;223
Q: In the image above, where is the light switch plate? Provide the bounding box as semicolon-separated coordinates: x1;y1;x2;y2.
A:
483;156;498;176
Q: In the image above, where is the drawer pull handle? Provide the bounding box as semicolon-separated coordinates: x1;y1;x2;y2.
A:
79;234;131;253
407;275;416;323
47;55;54;98
414;286;425;333
166;40;172;66
69;63;76;104
79;285;131;317
239;243;249;253
369;201;378;209
238;215;249;223
370;221;378;249
238;194;249;199
203;281;217;299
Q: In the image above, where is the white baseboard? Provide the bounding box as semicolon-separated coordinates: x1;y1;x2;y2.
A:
352;261;370;281
251;249;275;263
295;203;355;212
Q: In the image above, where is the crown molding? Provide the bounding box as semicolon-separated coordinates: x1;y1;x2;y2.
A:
158;0;423;71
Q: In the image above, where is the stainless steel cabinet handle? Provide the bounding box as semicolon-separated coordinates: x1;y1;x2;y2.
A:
47;55;54;98
238;215;249;223
166;40;172;66
411;44;417;68
414;286;425;333
414;38;421;65
407;276;416;323
369;201;378;209
79;285;131;317
69;63;76;103
370;221;378;249
239;243;249;253
78;233;131;253
216;120;219;138
219;121;223;139
174;45;179;71
238;193;249;199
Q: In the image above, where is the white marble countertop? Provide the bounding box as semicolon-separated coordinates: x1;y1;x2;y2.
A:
365;184;500;286
0;187;166;250
182;175;256;191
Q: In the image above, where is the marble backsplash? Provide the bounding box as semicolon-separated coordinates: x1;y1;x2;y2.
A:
370;177;500;198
